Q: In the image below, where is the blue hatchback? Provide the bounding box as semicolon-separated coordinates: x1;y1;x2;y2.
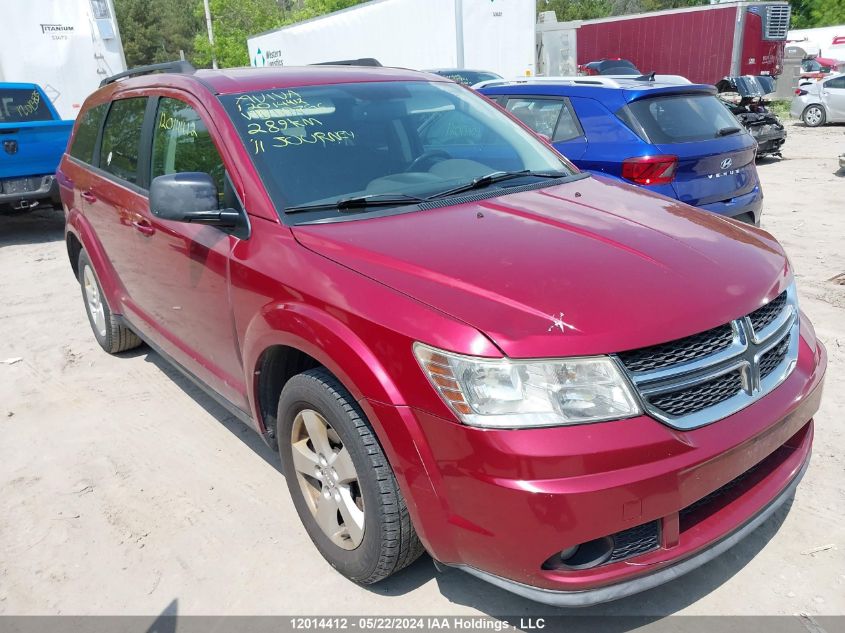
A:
479;77;763;224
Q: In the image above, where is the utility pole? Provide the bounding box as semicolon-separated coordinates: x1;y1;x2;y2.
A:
454;0;464;69
203;0;218;70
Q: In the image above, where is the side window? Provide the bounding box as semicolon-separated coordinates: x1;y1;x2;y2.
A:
151;97;225;198
100;97;147;184
826;77;845;89
69;103;107;164
505;97;564;139
553;101;583;142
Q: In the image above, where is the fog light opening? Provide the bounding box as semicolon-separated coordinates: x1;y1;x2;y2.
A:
542;537;614;571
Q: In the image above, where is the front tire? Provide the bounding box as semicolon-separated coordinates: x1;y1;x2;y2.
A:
802;105;826;127
277;368;424;584
77;250;142;354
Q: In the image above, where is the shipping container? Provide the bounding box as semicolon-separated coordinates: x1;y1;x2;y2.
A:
247;0;537;79
537;2;791;84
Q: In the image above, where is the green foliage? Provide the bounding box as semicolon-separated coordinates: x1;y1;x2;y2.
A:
190;0;368;69
809;0;845;27
192;0;285;68
114;0;201;67
538;0;709;22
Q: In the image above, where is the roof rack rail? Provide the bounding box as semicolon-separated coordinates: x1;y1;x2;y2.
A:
99;60;196;88
475;76;624;88
311;58;382;67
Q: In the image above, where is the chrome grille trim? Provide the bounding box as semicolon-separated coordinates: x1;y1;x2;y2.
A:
616;285;799;430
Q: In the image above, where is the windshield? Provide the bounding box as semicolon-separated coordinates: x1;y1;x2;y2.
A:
0;88;53;124
624;94;744;144
220;81;574;220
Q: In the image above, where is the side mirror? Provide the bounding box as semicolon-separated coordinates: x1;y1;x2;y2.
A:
149;172;241;229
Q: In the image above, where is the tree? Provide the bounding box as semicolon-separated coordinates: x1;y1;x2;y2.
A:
192;0;285;68
290;0;369;21
114;0;201;66
809;0;845;27
539;0;709;22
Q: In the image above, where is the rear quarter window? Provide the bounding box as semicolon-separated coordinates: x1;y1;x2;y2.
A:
625;94;742;144
69;104;107;164
503;97;583;142
0;87;53;123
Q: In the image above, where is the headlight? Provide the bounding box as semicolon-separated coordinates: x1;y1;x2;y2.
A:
414;343;642;429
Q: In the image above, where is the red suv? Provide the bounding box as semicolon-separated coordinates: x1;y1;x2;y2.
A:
58;62;826;606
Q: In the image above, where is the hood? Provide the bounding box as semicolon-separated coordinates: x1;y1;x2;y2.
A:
292;176;790;359
716;75;773;97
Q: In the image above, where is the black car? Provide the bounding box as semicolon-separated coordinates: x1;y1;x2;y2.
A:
579;59;641;76
425;69;503;86
716;75;786;158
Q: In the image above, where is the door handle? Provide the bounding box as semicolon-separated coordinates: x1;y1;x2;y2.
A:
81;190;97;203
131;218;155;237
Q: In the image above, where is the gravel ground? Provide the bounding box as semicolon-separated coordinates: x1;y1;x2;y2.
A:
0;120;843;618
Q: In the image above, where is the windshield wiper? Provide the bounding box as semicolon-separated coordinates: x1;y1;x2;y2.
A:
426;170;568;200
285;193;427;214
717;126;742;136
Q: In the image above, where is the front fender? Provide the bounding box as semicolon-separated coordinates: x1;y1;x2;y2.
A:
241;301;461;559
243;300;404;420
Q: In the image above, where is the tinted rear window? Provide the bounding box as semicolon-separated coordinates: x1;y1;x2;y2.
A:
69;104;107;164
625;94;742;144
0;88;53;123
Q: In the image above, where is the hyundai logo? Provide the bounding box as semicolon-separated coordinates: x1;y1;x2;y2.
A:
3;140;17;155
720;157;733;170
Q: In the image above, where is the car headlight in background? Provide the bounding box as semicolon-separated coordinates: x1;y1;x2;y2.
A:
414;343;642;428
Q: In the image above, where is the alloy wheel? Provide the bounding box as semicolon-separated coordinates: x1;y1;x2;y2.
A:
82;265;107;337
804;106;823;126
290;409;365;550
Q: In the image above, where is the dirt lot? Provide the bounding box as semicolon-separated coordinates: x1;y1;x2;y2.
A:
1;121;843;618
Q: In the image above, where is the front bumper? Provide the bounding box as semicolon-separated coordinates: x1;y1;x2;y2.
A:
753;131;787;155
456;449;809;606
371;325;825;605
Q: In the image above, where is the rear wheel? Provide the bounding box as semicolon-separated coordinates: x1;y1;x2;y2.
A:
77;250;142;354
802;105;826;127
277;368;424;584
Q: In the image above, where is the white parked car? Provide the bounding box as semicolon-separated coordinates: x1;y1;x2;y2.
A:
791;73;845;126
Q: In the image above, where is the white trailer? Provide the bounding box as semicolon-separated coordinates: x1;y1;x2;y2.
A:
248;0;537;79
0;0;126;119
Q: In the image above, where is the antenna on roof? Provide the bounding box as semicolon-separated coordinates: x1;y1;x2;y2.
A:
636;71;657;82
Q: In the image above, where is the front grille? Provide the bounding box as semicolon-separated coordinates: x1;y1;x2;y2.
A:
608;521;660;563
617;323;734;373
764;4;791;40
619;287;798;429
650;370;743;417
760;337;789;379
748;291;787;333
